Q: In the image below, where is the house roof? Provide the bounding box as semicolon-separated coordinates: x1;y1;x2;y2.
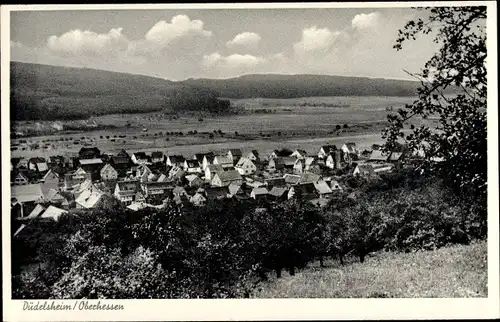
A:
11;184;44;203
284;174;301;185
265;177;286;187
343;142;357;153
205;187;229;199
369;150;388;161
168;155;185;163
252;187;268;195
228;183;244;196
144;181;172;189
185;160;199;168
45;188;66;202
100;164;117;174
40;205;68;221
372;163;395;173
191;192;206;202
157;174;167;182
356;164;375;175
248;150;260;158
117;149;130;157
185;174;201;182
202;153;216;163
151;151;164;159
42;169;59;181
304;157;316;166
300;172;321;184
133;152;148;159
268;186;287;198
235;157;254;167
116;180;141;196
294;149;308;156
276;156;297;166
79;158;103;165
388;152;403;161
313;181;333;195
215;170;242;182
29;157;46;164
293;182;317;196
26;204;45;219
195;152;215;163
214;155;233;165
320;145;337;153
36;163;48;172
75;188;103;208
173;186;187;194
228;148;242;157
207;164;224;173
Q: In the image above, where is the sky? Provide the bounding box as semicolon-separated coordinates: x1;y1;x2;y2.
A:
10;7;438;81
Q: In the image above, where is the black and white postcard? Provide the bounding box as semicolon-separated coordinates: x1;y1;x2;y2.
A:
2;2;499;321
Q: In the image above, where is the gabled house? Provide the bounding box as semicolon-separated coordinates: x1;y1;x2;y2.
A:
64;168;91;191
16;158;29;170
28;157;46;171
40;205;68;221
205;187;230;200
42;169;60;188
185;174;204;188
268;186;288;201
318;145;337;159
78;158;104;180
227;183;245;198
291;149;308;159
141;181;172;199
151;151;165;163
245;177;266;189
11;183;45;205
264;177;286;189
283;174;301;186
330;180;343;192
250;187;268;200
325;150;345;169
235;157;257;176
369;150;388;162
173;186;188;197
136;165;153;182
131;152;151;165
299;172;322;185
293;159;304;174
44;189;70;209
205;164;224;181
201;153;216;171
211;170;243;187
213;155;234;169
114;180;142;205
190;192;207;206
79;147;101;160
268;157;296;172
341;143;359;156
100;164;118;181
166;155;185;168
353;164;375;177
288;183;318;200
12;172;29;185
304;157;321;174
75;186;104;209
313;181;333;198
227;149;243;163
183;159;202;174
246;150;260;162
168;166;185;181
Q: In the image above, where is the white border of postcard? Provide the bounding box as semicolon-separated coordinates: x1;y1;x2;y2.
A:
2;1;499;321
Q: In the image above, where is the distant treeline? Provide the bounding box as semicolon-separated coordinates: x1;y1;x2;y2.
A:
181;74;460;99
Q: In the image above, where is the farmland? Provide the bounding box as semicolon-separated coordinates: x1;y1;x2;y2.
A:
10;95;434;159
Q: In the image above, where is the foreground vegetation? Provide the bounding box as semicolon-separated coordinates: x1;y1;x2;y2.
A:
11;168;486;299
252;241;487;298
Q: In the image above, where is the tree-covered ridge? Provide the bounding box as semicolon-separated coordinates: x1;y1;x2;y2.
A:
10;62;232;121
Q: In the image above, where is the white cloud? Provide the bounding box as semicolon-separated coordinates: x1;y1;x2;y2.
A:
203;52;266;69
145;14;212;46
351;12;382;30
47;28;129;56
293;26;342;55
226;32;262;49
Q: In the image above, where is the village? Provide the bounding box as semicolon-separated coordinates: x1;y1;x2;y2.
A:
10;140;415;226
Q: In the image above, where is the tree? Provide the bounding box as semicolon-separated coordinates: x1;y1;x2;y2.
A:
383;7;487;199
335;124;342;131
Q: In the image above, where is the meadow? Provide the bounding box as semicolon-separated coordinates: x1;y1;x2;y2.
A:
252;241;487;298
11;96;431;159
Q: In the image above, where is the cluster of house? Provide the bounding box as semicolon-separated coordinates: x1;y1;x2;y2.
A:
10;142;409;226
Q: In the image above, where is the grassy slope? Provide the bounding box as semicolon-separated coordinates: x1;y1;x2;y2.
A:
252;241;487;298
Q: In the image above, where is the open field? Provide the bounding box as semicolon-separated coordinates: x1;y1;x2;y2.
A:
252;241;487;298
11;96;435;159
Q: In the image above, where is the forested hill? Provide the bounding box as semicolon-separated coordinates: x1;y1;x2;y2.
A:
181;74;457;98
10;62;226;121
